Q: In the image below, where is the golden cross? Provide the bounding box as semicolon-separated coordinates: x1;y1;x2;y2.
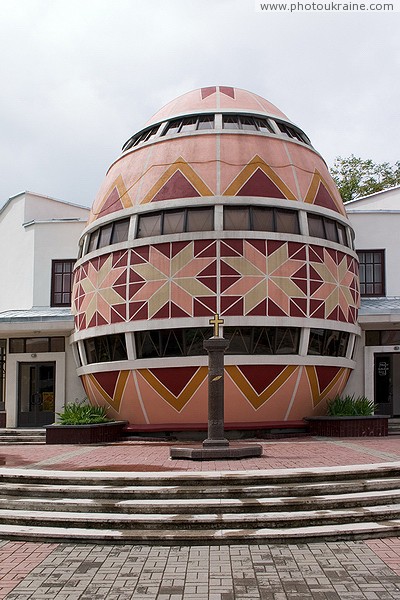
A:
209;313;224;337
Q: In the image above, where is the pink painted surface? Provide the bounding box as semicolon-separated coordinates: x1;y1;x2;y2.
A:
145;87;288;126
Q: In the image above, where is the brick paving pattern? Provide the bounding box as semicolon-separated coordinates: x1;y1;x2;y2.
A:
1;540;399;599
1;437;400;472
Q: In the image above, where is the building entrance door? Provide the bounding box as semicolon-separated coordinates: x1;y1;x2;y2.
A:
18;362;56;427
374;354;393;416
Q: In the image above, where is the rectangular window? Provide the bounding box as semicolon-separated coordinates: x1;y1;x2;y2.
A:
186;207;214;232
51;260;75;306
111;218;130;244
253;117;274;133
84;334;127;364
163;210;185;235
358;250;385;297
308;214;325;238
222;115;240;130
252;207;274;231
308;329;349;357
197;115;214;130
137;213;162;238
224;207;250;230
366;330;400;346
275;209;299;234
98;223;113;248
87;229;99;253
324;218;339;243
179;117;197;133
9;337;65;353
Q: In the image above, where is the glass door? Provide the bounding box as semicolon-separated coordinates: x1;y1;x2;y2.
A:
374;354;393;416
18;362;56;427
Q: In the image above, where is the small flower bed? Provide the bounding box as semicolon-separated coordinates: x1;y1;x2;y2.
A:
326;394;376;417
57;401;112;425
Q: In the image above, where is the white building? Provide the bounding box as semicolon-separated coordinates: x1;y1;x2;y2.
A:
0;192;89;427
345;185;400;416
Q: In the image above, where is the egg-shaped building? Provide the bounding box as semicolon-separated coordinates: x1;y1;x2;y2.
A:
71;86;360;428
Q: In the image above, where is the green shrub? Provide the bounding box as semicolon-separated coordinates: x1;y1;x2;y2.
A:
326;394;376;417
57;401;112;425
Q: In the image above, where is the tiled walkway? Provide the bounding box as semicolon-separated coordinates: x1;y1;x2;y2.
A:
1;540;400;599
0;436;400;598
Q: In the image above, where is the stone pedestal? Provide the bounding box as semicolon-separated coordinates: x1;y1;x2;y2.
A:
170;334;262;460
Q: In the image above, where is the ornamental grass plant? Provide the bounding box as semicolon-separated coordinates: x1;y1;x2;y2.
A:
326;394;376;417
57;401;112;425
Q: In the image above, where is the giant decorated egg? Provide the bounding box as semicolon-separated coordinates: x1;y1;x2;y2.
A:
72;86;360;427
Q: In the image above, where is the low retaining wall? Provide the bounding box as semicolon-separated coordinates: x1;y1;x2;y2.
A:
45;421;128;444
304;416;388;437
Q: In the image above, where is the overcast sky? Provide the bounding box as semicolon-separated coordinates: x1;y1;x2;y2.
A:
0;0;398;208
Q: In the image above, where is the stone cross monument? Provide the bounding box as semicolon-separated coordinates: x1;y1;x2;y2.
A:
170;314;262;460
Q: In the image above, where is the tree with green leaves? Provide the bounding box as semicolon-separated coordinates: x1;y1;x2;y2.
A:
330;155;400;203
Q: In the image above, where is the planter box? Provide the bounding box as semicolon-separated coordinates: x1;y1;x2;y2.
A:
45;421;128;444
304;415;388;437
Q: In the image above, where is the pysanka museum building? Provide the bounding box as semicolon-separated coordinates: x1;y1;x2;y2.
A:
0;86;399;430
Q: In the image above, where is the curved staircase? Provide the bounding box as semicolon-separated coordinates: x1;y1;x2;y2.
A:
1;463;400;544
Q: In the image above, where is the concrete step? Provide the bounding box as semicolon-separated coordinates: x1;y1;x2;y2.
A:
0;520;398;544
1;477;399;501
1;503;400;531
1;488;399;514
0;429;46;444
0;463;399;543
1;462;400;486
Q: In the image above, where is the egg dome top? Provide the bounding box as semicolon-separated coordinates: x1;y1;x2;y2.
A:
145;86;288;125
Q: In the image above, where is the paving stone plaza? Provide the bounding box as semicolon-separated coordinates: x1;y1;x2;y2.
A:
0;437;400;599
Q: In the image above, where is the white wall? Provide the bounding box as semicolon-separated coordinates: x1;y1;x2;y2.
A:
32;221;86;307
348;212;400;297
24;192;89;223
0;196;34;311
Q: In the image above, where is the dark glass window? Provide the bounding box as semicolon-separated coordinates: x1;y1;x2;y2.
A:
111;219;130;244
337;223;347;246
358;250;385;297
84;334;127;364
366;330;400;346
308;214;350;247
275;209;299;234
324;218;339;243
224;206;299;234
224;207;251;230
0;339;5;410
87;229;99;253
186;207;214;232
9;337;65;354
51;260;75;306
98;223;113;248
308;214;325;238
137;213;162;238
163;210;185;235
252;207;274;231
135;327;300;358
308;329;349;357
